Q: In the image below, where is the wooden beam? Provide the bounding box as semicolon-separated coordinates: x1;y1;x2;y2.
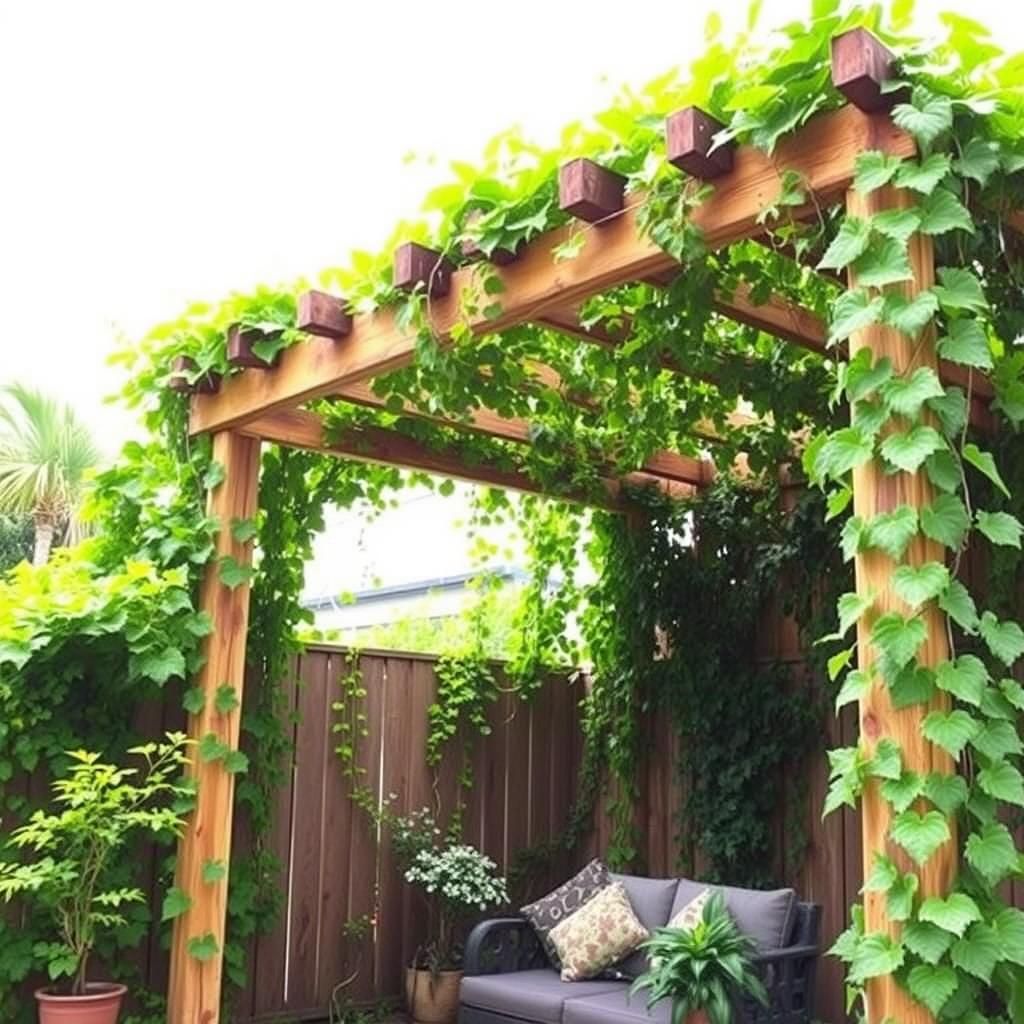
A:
190;105;915;436
168;430;262;1024
848;186;954;1024
237;408;701;506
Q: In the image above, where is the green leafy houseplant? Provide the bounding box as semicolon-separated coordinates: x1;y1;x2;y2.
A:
631;894;768;1024
0;735;191;999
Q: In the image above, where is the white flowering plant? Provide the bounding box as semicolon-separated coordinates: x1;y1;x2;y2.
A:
403;841;510;972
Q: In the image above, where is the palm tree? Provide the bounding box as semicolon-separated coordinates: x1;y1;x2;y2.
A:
0;384;101;565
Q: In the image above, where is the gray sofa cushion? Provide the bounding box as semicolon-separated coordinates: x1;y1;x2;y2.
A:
522;859;610;967
461;970;627;1024
671;878;796;952
564;990;671;1024
608;874;678;978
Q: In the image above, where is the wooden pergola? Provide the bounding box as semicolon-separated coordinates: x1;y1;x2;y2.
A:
166;29;1000;1023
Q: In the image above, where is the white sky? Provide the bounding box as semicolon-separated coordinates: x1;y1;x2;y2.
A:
2;0;1022;591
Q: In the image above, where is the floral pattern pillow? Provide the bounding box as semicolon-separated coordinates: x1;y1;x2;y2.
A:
667;887;710;930
548;881;649;981
521;858;609;966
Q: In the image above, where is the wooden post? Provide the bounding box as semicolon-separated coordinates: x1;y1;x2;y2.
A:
168;430;262;1024
847;186;956;1023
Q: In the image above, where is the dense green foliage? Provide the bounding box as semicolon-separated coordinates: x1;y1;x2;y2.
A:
4;1;1024;1021
0;512;32;571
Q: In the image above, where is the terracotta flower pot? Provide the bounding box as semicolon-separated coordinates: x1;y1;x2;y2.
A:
35;982;127;1024
405;967;462;1024
684;1010;710;1024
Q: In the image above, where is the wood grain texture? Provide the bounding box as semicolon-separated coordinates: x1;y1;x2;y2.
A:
847;186;955;1024
168;431;262;1024
190;106;916;436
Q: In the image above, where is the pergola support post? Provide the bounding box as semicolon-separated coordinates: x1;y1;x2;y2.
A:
168;430;262;1024
847;186;956;1023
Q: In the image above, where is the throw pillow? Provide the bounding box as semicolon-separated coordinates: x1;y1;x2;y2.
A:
548;881;650;982
521;858;610;966
667;887;711;931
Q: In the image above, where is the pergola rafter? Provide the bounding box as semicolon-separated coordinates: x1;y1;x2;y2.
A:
165;27;1014;1024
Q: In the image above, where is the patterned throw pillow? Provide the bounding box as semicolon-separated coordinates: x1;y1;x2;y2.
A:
521;859;610;966
548;882;650;982
667;887;710;931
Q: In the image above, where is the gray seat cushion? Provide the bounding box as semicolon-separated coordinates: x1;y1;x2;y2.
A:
608;874;678;978
671;878;796;952
564;990;671;1024
461;970;627;1024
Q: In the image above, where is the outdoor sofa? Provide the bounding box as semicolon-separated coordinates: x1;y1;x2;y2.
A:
460;873;821;1024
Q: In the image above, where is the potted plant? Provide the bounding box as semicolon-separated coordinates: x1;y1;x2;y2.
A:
0;734;190;1024
631;892;768;1024
393;809;509;1024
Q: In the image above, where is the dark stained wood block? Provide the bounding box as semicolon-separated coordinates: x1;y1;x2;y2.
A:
297;290;353;340
831;28;897;112
168;355;220;394
226;324;280;369
393;242;454;297
666;107;734;179
558;158;626;223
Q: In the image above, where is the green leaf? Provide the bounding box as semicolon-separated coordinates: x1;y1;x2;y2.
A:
841;515;867;561
890;664;936;709
937;319;992;370
920;494;969;549
951;923;1001;983
880;425;946;473
980;611;1024;665
881;770;922;813
814;427;875;480
925;449;962;493
202;860;228;884
991;908;1024;967
214;684;240;714
934;654;988;707
849;932;904;983
953;137;1001;185
938;580;979;634
182;687;206;715
892;88;954;148
922;709;981;758
838;591;874;634
890;809;950;865
918;892;982;937
965;822;1018;884
922;772;968;815
963;443;1009;497
218;556;254;590
895;153;952;193
223;749;249;775
852;237;914;289
855;400;888;440
935;268;988;313
976;510;1023;548
873;207;923;243
869;738;903;781
826;487;852;521
881;291;939;337
836;669;871;711
917;188;974;235
1000;678;1024;711
908;963;959;1015
880;367;945;418
854;151;903;193
845;350;893;402
829;290;883;345
198;733;226;763
188;933;220;962
926;386;968;438
871;613;927;669
892;562;949;608
865;505;918;559
137;646;186;684
161;887;192;922
978;760;1024;806
904;920;955;964
203;461;226;490
230;517;259;543
819;217;873;270
827;645;855;682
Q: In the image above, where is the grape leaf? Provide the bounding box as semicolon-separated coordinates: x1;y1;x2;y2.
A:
937;318;992;370
917;187;974;235
894;152;952;193
920;494;969;549
892;562;949;607
976;510;1023;548
819;217;872;270
880;425;946;473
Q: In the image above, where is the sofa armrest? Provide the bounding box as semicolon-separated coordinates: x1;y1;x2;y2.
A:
752;943;818;965
740;943;820;1024
464;917;548;976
